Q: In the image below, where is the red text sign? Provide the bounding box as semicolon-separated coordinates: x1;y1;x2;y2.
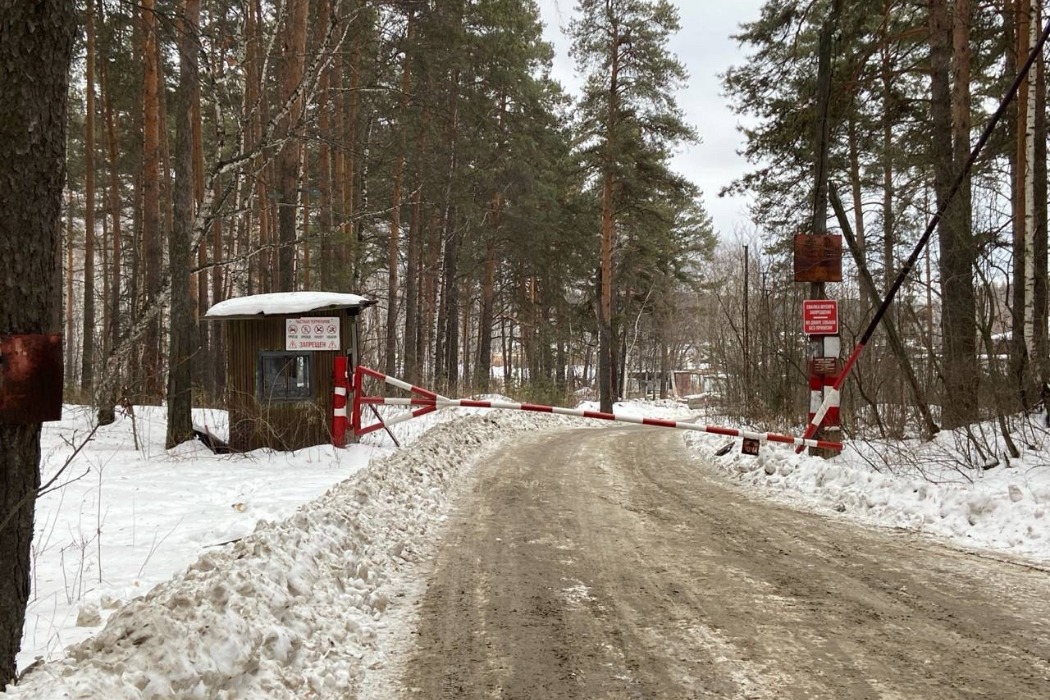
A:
803;300;838;335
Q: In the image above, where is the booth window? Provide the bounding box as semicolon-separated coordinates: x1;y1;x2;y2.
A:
257;352;312;402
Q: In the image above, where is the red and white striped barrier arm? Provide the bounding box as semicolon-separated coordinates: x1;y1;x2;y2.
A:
356;405;437;436
352;365;451;437
359;396;843;452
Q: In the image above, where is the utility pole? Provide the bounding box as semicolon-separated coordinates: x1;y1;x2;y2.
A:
743;244;750;416
806;1;843;457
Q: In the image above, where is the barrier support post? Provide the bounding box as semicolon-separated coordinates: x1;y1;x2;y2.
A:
351;364;364;436
333;355;348;447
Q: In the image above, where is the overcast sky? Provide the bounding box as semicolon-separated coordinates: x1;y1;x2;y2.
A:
537;0;767;240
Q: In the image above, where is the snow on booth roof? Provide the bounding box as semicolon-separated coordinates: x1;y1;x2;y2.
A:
204;291;374;319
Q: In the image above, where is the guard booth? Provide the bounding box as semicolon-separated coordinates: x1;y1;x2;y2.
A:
204;292;375;452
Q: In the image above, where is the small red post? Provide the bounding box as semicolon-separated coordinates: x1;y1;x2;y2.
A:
351;364;364;436
333;355;348;447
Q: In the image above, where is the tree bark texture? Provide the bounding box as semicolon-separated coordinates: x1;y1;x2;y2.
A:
598;21;620;415
141;0;163;399
386;11;414;379
1035;35;1048;386
931;0;978;427
0;0;74;687
166;0;201;449
100;19;123;425
403;101;429;385
277;0;310;292
82;0;97;398
1011;0;1036;407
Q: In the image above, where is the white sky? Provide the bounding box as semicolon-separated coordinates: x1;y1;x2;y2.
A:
537;0;767;240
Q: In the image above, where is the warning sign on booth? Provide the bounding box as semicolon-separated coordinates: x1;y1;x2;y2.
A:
803;300;838;335
286;317;340;350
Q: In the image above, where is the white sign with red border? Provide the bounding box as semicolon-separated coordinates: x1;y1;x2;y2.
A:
286;317;340;351
803;300;838;335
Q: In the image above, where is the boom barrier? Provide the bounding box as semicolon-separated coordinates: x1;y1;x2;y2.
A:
348;365;843;453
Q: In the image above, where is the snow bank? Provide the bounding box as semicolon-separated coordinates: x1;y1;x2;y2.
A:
5;412;561;699
684;422;1050;565
18;405;379;671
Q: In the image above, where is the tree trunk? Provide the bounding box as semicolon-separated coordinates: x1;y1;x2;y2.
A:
1024;2;1038;370
0;0;74;686
166;0;200;449
422;209;441;384
476;219;499;390
598;24;621;414
277;0;309;292
317;0;334;290
82;0;97;400
403;109;428;384
386;10;415;378
881;0;896;294
211;175;226;396
99;18;122;425
141;0;163;399
1035;28;1048;387
192;17;208;393
440;222;461;389
65;189;77;387
436;69;461;389
932;0;978;427
345;6;364;284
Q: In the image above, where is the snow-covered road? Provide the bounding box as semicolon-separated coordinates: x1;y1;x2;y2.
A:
372;426;1050;699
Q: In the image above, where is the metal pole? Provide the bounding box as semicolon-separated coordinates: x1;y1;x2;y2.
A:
743;244;750;414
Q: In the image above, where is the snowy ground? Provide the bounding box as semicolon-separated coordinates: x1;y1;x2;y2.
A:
684;414;1050;566
3;400;1050;697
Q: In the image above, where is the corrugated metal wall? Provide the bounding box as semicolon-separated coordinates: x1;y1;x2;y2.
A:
221;311;355;451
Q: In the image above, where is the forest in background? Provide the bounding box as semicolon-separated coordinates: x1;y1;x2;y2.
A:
60;0;1050;460
63;0;713;443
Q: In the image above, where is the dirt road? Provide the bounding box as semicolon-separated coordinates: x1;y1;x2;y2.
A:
397;426;1050;699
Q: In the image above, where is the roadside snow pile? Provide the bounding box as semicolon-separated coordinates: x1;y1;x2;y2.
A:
19;405;378;672
684;421;1050;564
6;411;562;699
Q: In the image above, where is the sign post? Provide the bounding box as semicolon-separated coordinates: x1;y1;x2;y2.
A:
795;238;842;458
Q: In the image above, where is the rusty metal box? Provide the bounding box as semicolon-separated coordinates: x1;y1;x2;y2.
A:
793;234;843;283
0;334;63;424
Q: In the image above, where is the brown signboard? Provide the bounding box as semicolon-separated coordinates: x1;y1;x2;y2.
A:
0;334;63;424
741;437;761;456
809;357;839;377
793;234;843;283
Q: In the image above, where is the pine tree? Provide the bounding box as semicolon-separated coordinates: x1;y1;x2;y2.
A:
167;0;201;449
0;0;75;686
570;0;697;412
931;0;978;427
